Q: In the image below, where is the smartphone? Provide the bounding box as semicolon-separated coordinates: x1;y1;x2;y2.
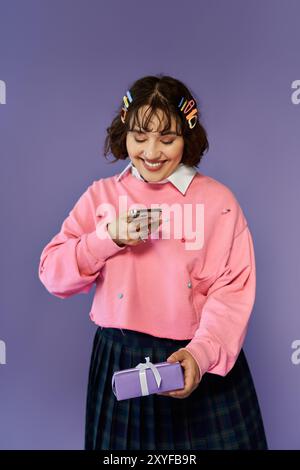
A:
128;208;162;220
127;208;162;240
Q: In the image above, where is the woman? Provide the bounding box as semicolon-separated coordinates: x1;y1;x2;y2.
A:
38;74;268;450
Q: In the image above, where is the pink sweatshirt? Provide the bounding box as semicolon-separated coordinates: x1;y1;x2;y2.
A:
38;167;256;382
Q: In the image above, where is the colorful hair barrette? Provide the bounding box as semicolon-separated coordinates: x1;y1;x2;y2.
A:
120;90;133;124
120;90;198;129
178;97;198;129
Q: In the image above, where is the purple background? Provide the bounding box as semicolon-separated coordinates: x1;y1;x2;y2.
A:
0;0;299;450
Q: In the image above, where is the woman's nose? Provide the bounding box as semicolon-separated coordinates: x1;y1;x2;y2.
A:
143;146;162;160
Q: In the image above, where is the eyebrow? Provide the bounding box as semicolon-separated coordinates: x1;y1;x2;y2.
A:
131;127;178;136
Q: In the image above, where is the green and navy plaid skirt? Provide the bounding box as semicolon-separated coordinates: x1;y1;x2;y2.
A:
84;326;268;450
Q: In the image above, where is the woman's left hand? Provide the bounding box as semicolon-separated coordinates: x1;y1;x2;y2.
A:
156;348;201;399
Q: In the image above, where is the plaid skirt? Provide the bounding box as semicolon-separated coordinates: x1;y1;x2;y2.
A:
84;326;268;450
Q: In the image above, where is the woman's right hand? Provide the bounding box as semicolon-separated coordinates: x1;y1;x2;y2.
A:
107;209;163;247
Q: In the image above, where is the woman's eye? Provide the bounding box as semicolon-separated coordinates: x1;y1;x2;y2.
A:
134;138;174;145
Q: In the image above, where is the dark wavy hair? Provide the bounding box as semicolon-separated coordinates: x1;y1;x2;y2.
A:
103;74;209;167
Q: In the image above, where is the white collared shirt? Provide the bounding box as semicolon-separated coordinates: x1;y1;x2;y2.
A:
116;160;198;196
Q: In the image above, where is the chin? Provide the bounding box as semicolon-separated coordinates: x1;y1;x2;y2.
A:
145;175;165;181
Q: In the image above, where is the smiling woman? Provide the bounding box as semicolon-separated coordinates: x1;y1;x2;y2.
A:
39;74;268;451
104;74;209;170
125;107;185;182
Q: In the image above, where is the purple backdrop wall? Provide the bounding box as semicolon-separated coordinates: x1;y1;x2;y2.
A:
0;0;299;450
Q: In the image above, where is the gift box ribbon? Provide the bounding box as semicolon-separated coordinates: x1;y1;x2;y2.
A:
135;356;162;396
111;356;162;398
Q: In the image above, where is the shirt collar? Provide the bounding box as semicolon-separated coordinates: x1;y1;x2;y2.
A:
116;160;198;195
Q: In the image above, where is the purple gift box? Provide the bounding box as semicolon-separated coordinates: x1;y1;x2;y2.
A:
112;356;185;401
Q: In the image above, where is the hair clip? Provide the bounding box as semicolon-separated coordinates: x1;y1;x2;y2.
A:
178;97;198;129
120;89;198;129
120;90;133;124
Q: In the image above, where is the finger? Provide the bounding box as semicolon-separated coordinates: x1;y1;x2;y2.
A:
157;389;181;397
148;219;160;232
162;388;186;399
168;386;189;398
137;218;151;230
182;363;194;390
127;209;150;221
150;212;162;223
166;362;194;398
127;219;142;231
128;217;149;231
130;218;152;240
133;221;150;241
125;210;135;223
127;223;141;240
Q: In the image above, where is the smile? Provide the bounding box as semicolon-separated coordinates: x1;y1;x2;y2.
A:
142;159;167;170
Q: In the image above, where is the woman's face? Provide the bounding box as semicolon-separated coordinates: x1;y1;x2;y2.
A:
126;106;185;182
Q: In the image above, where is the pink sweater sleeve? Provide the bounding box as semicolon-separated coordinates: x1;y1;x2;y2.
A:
182;224;256;381
38;182;126;298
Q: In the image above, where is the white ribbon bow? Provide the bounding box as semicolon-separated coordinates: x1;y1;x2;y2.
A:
135;356;162;396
